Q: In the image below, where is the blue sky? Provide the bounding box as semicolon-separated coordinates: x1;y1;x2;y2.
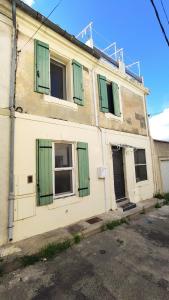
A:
24;0;169;140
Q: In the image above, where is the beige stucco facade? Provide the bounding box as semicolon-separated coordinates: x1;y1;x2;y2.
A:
0;0;154;244
0;6;12;108
11;1;148;135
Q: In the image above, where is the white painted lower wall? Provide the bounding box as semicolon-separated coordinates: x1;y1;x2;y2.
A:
0;115;10;245
9;113;154;242
103;128;154;209
13;113;105;242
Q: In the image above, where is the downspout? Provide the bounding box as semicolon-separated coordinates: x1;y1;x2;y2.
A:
100;128;109;212
91;65;108;212
8;0;17;241
91;68;98;127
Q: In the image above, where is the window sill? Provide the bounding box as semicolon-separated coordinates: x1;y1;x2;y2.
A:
53;192;75;200
47;193;83;210
43;95;78;111
105;113;122;121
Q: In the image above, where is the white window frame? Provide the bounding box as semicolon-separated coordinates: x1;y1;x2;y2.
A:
134;149;148;182
44;54;77;108
50;58;67;100
53;142;75;199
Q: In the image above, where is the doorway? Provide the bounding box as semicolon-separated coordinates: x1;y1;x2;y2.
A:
112;146;125;201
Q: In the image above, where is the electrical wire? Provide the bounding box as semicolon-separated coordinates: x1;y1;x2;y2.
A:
93;28;139;70
150;0;169;47
93;28;112;46
19;0;63;52
160;0;169;25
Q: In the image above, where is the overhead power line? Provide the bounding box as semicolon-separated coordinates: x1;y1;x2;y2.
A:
19;0;63;52
150;0;169;47
92;28;112;45
160;0;169;25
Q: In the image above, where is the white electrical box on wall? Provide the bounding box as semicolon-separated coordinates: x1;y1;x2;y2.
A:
97;167;107;179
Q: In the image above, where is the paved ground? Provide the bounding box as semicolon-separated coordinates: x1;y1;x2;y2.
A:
0;205;169;300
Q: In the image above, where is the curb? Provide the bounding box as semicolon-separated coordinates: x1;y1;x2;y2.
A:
0;198;164;276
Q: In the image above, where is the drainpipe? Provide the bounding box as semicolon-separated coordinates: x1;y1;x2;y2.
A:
8;0;17;241
91;68;99;127
100;128;109;212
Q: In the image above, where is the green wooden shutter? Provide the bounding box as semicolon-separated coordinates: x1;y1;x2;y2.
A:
77;142;90;197
72;60;84;105
97;74;109;112
36;139;53;206
35;40;50;95
112;82;121;117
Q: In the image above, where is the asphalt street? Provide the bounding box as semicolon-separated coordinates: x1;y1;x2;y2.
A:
0;206;169;300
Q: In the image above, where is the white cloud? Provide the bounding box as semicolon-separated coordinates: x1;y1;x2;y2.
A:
149;108;169;142
22;0;35;6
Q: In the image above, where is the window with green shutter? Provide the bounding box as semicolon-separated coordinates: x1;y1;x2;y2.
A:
36;139;53;206
72;60;84;105
97;75;121;116
97;74;109;112
35;40;50;95
77;142;90;197
112;82;121;117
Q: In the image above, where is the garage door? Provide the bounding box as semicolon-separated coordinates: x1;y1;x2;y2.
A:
160;160;169;193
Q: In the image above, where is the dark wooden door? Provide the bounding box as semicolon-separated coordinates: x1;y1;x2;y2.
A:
112;147;125;200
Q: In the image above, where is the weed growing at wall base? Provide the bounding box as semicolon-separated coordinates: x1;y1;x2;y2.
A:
154;193;169;207
73;234;82;244
154;193;164;199
163;193;169;205
105;218;128;230
21;240;71;267
155;202;161;209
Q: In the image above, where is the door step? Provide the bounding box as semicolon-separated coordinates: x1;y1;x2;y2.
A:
116;197;129;206
116;198;136;212
120;202;137;212
116;197;127;203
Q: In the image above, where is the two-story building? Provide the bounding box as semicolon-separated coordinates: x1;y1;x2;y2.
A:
0;0;154;245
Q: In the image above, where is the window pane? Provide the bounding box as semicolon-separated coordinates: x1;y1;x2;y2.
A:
107;82;114;114
50;60;66;99
135;165;147;182
55;144;72;168
55;170;72;195
134;149;146;164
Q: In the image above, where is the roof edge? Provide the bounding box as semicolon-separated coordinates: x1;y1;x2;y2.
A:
10;0;145;85
153;139;169;144
14;0;100;59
